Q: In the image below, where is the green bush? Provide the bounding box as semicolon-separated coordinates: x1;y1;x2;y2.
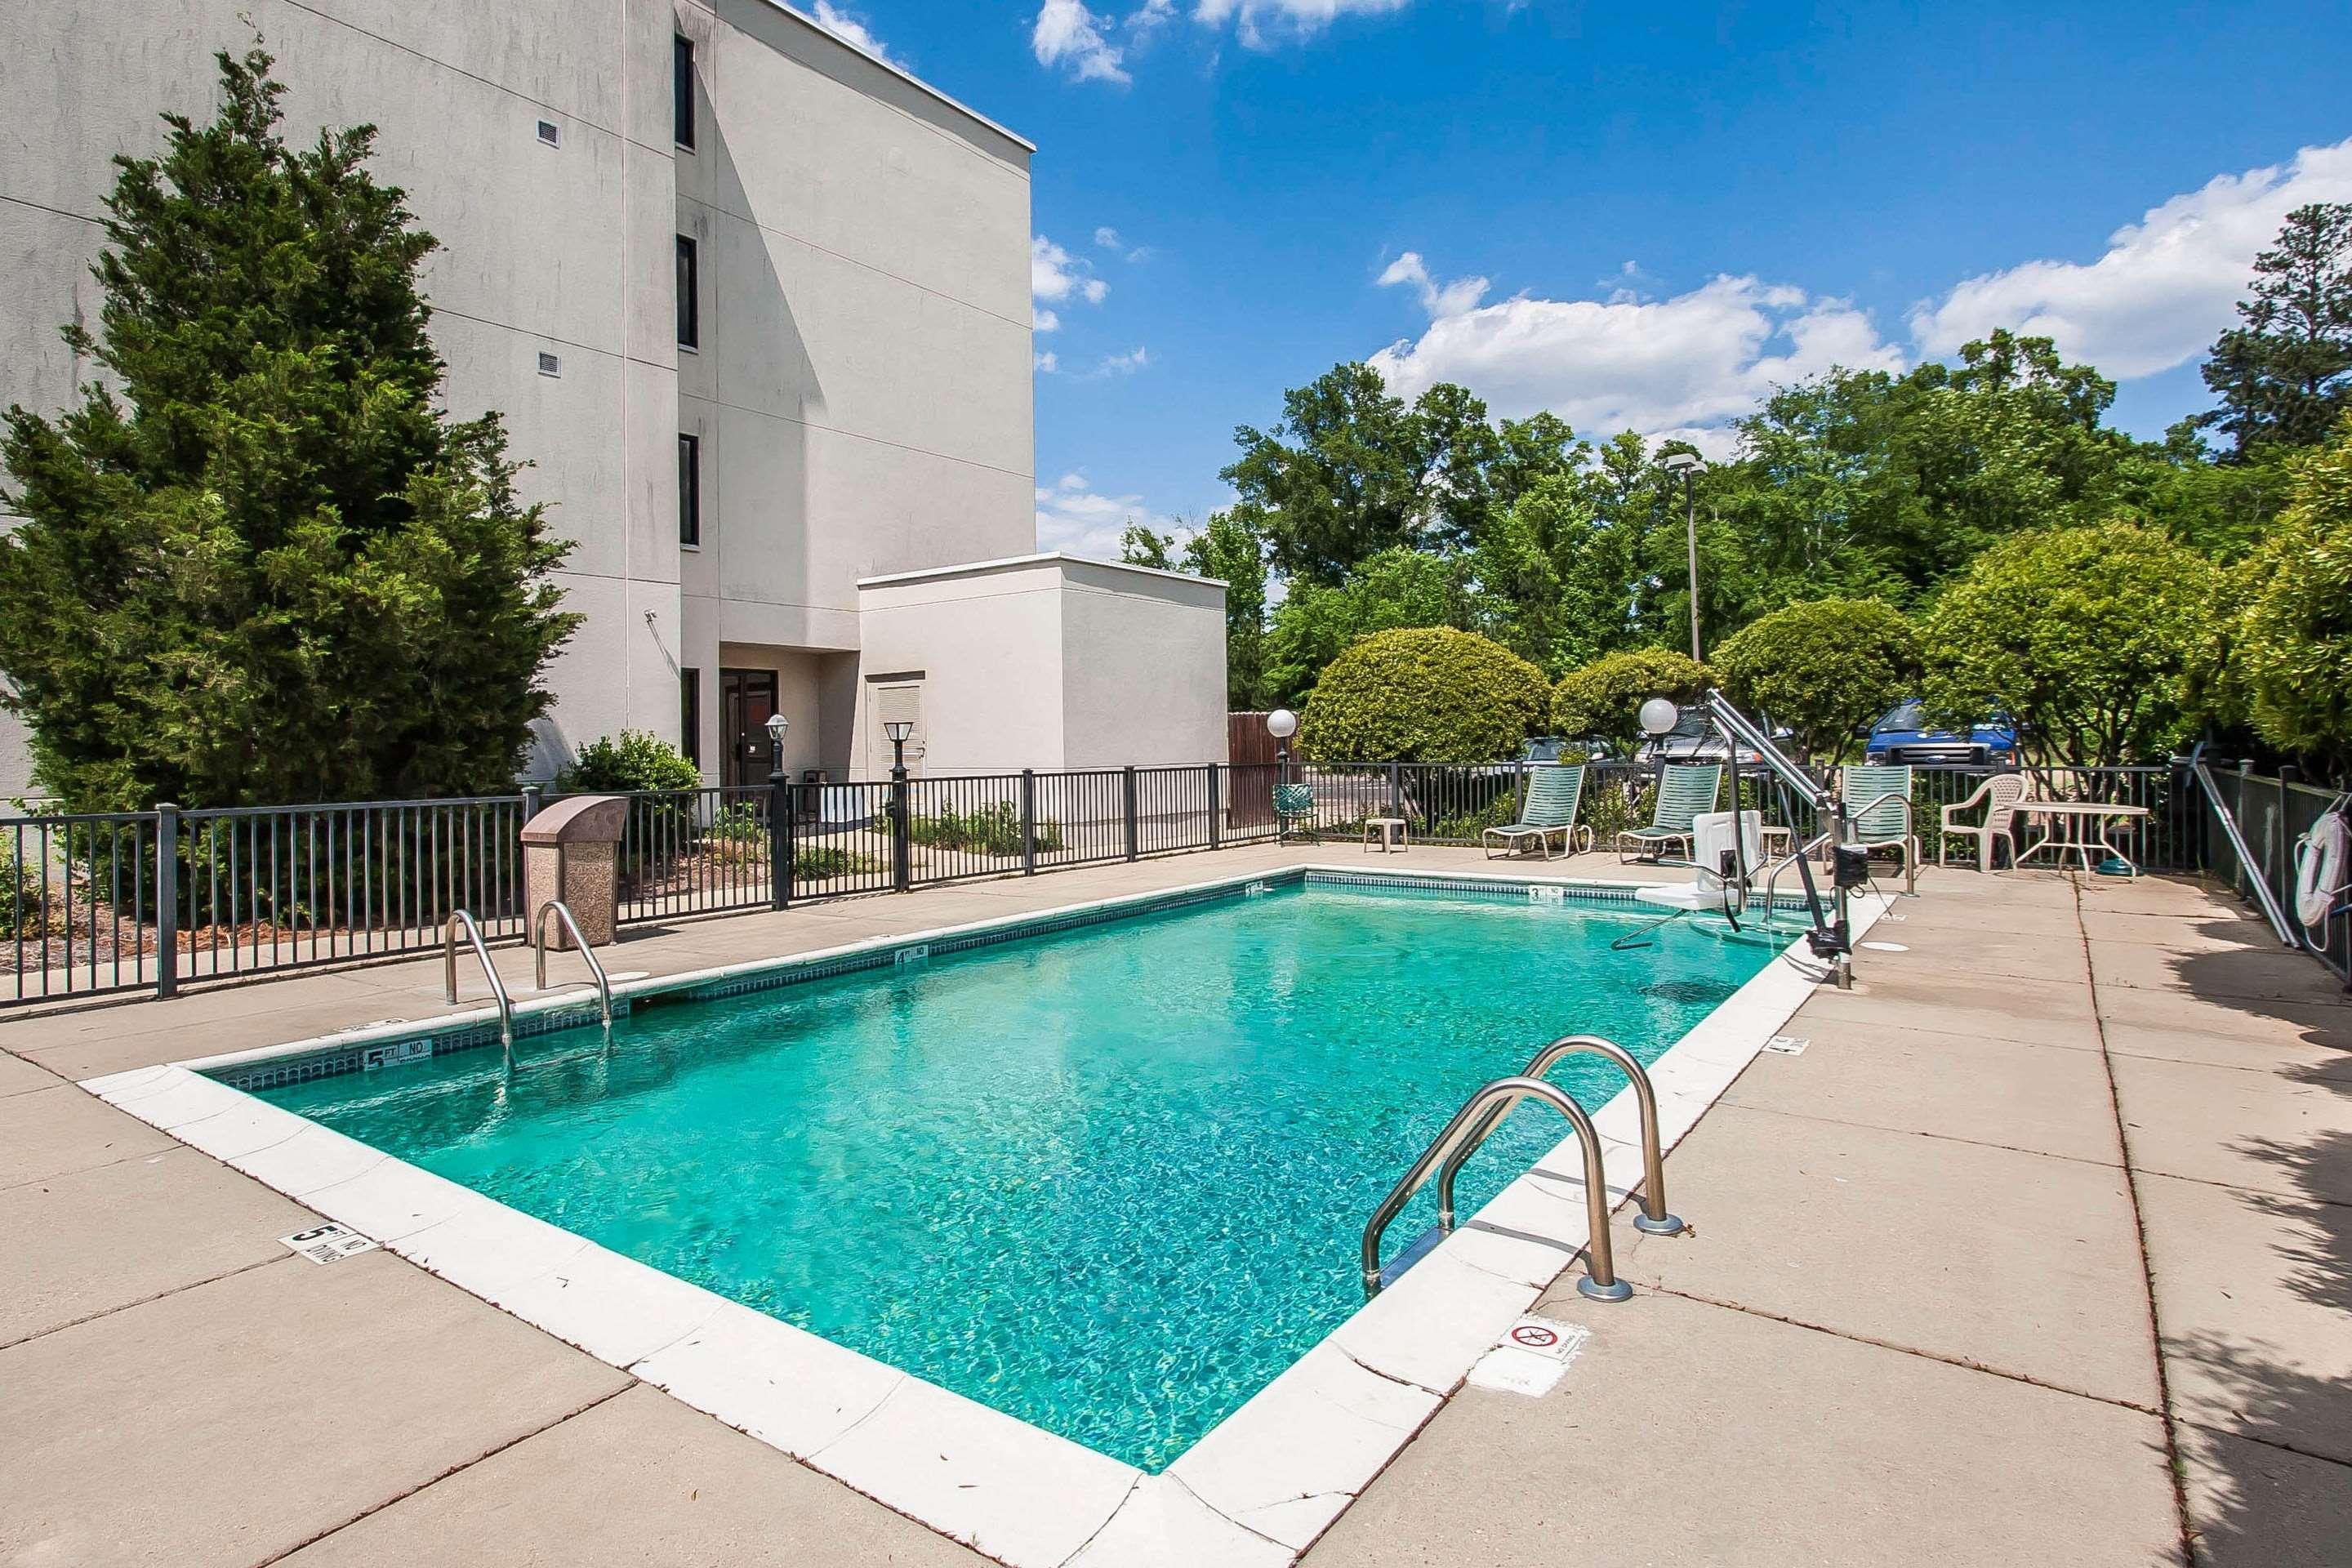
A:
794;844;880;879
908;802;1064;856
0;856;49;941
556;731;702;795
1297;627;1548;762
1551;648;1715;755
2228;421;2352;769
1714;598;1919;766
1920;521;2214;769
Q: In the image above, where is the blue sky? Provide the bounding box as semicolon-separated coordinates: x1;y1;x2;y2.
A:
809;1;2352;557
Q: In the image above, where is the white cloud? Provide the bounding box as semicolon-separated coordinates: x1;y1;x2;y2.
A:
1368;260;1903;440
1378;251;1491;318
1034;350;1060;373
1035;471;1178;559
1033;0;1132;82
1911;136;2352;379
1031;234;1110;332
1096;225;1154;263
1195;0;1411;49
1084;345;1152;378
811;2;900;66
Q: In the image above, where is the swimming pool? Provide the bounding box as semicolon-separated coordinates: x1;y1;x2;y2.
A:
254;872;1779;1471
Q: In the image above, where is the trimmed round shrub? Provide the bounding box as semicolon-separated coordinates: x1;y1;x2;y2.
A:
1714;598;1919;765
1551;648;1715;754
1297;627;1548;762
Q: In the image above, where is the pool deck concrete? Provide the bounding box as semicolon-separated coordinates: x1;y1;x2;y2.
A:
2;844;2345;1567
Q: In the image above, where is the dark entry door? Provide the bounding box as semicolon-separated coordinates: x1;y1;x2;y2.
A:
720;669;778;789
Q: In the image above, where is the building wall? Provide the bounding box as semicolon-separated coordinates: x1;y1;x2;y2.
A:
0;0;1035;798
856;555;1228;779
1058;560;1231;768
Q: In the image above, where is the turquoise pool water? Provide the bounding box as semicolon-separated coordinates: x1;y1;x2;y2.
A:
261;879;1777;1469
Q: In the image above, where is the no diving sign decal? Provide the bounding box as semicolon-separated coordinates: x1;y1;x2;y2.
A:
1469;1316;1591;1398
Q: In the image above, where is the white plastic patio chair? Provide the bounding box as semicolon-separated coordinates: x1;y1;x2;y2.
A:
1939;772;2029;872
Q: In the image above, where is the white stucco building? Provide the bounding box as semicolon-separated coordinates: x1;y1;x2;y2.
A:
0;0;1226;797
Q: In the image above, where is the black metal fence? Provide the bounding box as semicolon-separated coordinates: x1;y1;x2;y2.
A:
5;756;2342;1008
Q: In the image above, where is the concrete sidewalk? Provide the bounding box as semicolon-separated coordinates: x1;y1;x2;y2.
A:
2;847;2345;1566
1307;869;2351;1568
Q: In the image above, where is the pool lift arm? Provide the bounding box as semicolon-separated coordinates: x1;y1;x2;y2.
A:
1697;690;1866;987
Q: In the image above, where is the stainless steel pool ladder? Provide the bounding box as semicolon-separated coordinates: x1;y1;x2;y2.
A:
532;900;612;1033
1437;1035;1684;1240
442;909;514;1068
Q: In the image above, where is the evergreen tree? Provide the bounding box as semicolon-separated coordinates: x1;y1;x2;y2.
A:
0;48;579;811
2199;203;2352;457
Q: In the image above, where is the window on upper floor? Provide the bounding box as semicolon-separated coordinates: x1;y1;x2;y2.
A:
678;433;702;546
676;235;699;350
674;35;696;149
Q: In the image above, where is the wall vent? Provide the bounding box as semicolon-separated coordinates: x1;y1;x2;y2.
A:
537;351;561;377
537;119;560;148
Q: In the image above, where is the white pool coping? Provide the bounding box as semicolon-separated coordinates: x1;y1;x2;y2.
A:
83;862;1886;1568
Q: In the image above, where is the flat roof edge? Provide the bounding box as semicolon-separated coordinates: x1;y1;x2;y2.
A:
858;550;1228;591
758;0;1036;152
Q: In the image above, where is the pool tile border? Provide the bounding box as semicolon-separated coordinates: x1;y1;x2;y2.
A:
82;862;1884;1568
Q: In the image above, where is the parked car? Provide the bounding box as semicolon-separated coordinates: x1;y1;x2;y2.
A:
1864;700;2018;767
1520;736;1609;764
1633;706;1770;768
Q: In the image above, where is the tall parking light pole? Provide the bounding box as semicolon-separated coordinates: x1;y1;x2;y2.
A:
1664;450;1704;662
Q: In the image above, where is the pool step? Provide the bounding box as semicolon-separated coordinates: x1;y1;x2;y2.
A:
1379;1223;1446;1290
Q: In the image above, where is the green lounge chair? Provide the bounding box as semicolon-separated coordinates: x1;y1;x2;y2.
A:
1483;764;1590;860
1274;782;1317;842
1841;762;1920;893
1617;763;1722;862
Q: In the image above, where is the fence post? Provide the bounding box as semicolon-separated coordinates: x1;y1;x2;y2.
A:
520;783;542;823
1124;766;1140;862
1388;761;1401;820
890;768;912;893
154;804;179;1000
2274;764;2300;911
1207;764;1222;849
769;772;793;910
1021;769;1038;876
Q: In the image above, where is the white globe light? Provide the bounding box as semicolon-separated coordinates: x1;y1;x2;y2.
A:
1265;708;1298;740
1638;697;1680;736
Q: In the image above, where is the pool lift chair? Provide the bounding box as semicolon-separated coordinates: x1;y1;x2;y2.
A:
1609;691;1876;988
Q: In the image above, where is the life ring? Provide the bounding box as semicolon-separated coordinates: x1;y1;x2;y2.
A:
2295;810;2350;929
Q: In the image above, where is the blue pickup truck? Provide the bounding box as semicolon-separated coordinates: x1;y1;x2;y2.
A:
1864;700;2017;768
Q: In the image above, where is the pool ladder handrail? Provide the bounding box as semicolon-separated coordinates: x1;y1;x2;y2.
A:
1760;828;1837;923
1363;1074;1629;1304
442;909;514;1068
1436;1033;1685;1240
532;899;612;1031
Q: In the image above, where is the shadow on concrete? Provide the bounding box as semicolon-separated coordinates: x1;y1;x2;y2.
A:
2167;1055;2352;1566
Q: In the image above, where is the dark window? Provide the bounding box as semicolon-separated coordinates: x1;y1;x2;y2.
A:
673;35;696;149
678;433;701;546
675;235;698;349
680;668;702;768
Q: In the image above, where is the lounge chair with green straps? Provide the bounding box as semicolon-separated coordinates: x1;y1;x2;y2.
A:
1616;763;1722;862
1840;762;1920;893
1482;764;1590;860
1273;781;1318;842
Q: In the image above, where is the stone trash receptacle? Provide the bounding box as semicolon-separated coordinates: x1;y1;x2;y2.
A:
521;795;630;949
